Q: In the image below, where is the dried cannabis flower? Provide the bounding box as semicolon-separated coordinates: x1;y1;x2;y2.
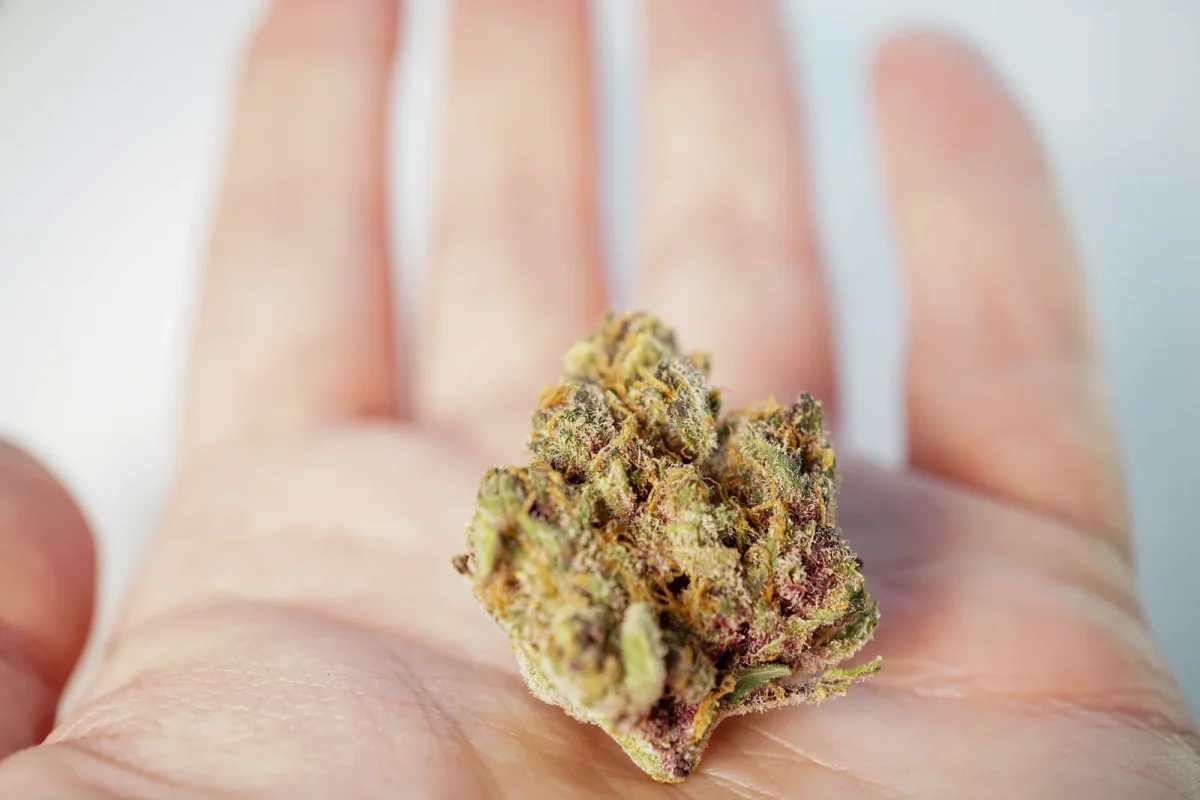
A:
452;311;879;782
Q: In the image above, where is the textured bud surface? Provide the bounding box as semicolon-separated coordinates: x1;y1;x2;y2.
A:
453;311;879;782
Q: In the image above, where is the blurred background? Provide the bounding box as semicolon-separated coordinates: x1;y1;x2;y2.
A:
0;0;1197;712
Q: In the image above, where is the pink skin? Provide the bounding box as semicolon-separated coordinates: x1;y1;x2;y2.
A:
0;1;1197;797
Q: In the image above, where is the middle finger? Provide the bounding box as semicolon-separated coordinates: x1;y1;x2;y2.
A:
639;0;835;412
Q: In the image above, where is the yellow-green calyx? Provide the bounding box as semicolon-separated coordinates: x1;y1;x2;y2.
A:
453;311;879;783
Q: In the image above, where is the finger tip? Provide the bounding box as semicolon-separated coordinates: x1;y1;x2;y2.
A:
873;27;993;93
871;27;1043;175
0;440;96;686
0;439;96;572
872;26;1014;122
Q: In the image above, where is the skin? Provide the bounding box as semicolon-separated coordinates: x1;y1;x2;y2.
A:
0;1;1197;796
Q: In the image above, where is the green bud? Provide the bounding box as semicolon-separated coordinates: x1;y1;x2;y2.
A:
453;311;879;782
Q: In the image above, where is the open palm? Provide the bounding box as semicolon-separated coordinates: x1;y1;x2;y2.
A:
1;2;1197;797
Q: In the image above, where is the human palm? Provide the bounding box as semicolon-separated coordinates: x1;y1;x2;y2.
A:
1;2;1197;798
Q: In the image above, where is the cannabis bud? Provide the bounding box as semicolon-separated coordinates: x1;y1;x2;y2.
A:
452;311;879;782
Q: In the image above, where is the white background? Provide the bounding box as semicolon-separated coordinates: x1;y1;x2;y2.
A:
1;1;1197;712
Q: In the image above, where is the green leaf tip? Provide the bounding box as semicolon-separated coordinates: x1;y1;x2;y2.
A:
728;663;794;704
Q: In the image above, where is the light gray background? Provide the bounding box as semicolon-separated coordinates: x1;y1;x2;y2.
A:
1;1;1197;712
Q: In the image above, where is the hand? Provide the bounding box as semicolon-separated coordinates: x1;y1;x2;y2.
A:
1;1;1197;797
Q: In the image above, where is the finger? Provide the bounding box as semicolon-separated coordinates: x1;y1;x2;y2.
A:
0;442;94;757
420;0;605;457
639;0;835;412
874;32;1127;543
185;0;402;464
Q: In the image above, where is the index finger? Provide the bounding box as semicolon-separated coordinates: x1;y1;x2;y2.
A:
184;0;402;466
